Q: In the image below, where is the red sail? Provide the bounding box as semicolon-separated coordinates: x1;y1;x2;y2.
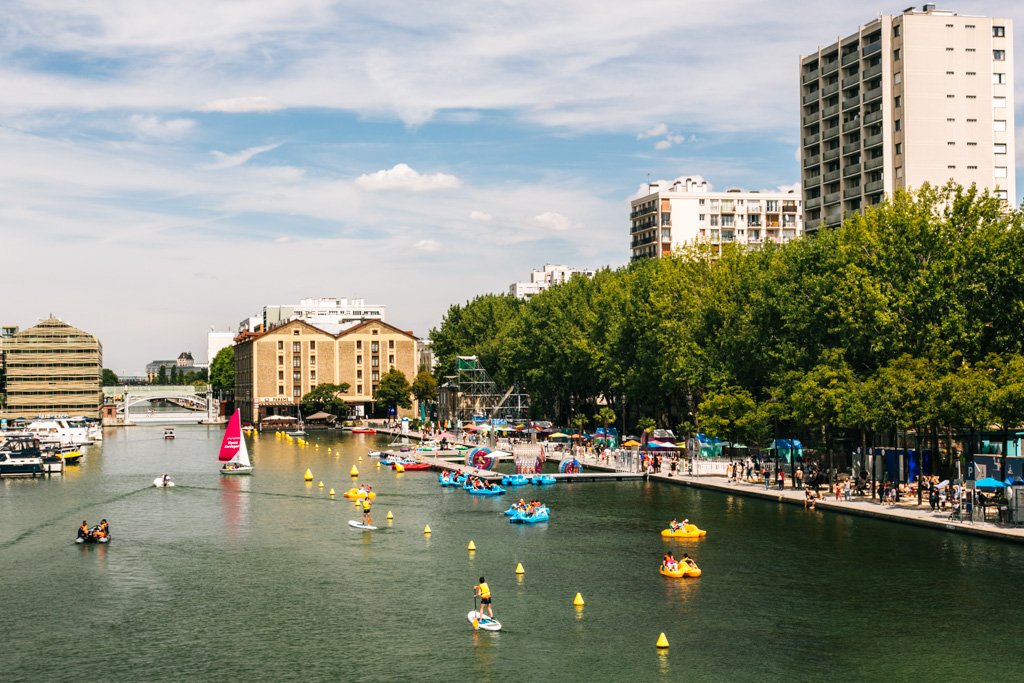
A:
219;410;242;462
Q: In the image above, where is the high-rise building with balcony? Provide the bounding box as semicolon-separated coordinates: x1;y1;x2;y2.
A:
509;264;596;299
629;176;802;260
0;317;103;420
800;5;1015;231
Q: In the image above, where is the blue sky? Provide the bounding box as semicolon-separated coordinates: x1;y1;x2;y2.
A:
1;1;1021;373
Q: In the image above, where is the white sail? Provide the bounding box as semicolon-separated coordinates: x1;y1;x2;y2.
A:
233;435;251;467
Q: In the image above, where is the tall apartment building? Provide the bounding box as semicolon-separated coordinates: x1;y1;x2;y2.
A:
800;5;1014;231
234;318;418;423
629;177;802;260
509;264;596;299
239;297;386;334
0;317;103;420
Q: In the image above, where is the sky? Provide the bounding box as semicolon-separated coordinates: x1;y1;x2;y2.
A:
1;1;1022;374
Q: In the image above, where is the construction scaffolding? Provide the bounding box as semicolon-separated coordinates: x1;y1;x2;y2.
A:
437;355;530;423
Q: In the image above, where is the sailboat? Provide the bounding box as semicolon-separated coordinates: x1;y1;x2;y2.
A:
219;410;253;475
287;407;307;437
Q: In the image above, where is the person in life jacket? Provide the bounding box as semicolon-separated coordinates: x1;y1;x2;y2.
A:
360;497;372;525
78;521;89;539
475;576;494;619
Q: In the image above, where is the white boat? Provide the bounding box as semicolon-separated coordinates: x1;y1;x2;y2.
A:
287;408;307;437
0;436;45;477
163;428;175;440
154;474;175;487
219;410;253;475
24;419;93;447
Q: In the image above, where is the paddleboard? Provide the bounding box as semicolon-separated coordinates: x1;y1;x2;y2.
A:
348;520;377;530
467;611;502;631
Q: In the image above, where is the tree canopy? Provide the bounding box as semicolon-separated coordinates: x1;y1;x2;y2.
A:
301;383;350;416
101;368;120;386
374;368;412;414
209;346;235;394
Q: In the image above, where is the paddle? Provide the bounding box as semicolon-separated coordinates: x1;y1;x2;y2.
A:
472;595;479;629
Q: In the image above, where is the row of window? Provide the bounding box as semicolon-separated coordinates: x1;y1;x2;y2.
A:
276;339;396;352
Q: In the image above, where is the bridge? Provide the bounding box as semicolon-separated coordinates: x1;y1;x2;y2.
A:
103;385;221;425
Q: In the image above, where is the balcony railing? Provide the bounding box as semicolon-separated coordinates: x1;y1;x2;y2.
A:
843;163;862;177
862;86;882;103
802;69;820;84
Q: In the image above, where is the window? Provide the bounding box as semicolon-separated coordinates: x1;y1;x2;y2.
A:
309;340;316;350
277;341;283;350
946;94;955;99
293;387;301;397
947;141;956;146
894;48;900;61
993;73;1006;84
967;118;977;123
894;95;901;108
371;371;379;382
293;371;300;381
946;70;954;75
994;120;1007;132
710;215;719;226
895;143;902;155
967;165;978;170
371;342;379;352
966;71;976;76
292;357;300;368
371;356;379;367
994;50;1006;61
309;356;316;365
946;117;955;123
947;165;956;170
995;167;1008;178
357;384;363;394
371;329;378;335
278;371;284;380
388;355;395;364
356;340;362;350
356;355;362;364
945;47;954;52
699;214;705;221
895;119;902;131
966;142;977;147
310;371;316;382
994;97;1007;108
994;26;1005;38
357;370;362;379
966;95;976;100
278;355;284;365
966;48;975;53
292;342;300;352
893;25;900;37
293;329;300;335
278;386;284;395
388;340;394;349
996;190;1009;201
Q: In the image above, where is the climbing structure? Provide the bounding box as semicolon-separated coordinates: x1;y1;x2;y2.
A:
438;355;530;423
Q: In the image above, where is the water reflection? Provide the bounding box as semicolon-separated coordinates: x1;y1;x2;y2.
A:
219;475;249;542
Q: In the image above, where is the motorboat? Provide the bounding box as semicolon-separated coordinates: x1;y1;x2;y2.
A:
163;428;175;440
0;436;45;477
24;419;94;447
154;474;175;488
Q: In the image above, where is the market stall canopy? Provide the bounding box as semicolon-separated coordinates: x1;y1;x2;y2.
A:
305;411;336;421
622;439;641;447
549;432;569;439
262;415;297;422
975;477;1007;488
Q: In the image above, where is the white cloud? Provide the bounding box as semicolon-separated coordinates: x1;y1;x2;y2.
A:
205;143;281;170
775;182;801;194
199;96;284;113
355;163;461;192
637;123;668;140
414;239;442;252
531;211;581;232
129;114;195;139
469;210;492;221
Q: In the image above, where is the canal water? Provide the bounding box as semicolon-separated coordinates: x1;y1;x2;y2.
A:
3;425;1023;682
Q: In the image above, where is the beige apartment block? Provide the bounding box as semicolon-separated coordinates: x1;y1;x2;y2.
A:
800;5;1015;231
0;317;103;420
234;319;418;424
630;176;802;260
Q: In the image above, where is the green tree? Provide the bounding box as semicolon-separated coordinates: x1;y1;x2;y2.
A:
374;368;412;414
411;371;438;405
209;346;235;394
594;406;616;436
301;383;351;416
101;368;120;386
569;413;588;434
156;365;168;384
170;365;179;384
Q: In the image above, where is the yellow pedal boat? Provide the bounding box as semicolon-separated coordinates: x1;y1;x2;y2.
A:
342;488;377;500
659;561;702;578
660;523;707;539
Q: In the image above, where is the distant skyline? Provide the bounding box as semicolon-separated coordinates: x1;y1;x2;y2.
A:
2;1;1021;374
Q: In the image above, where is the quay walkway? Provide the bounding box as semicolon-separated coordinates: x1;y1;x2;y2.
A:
369;426;1024;543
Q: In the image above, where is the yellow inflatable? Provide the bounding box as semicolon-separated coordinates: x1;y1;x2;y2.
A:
342;488;377;500
659;560;702;578
660;523;707;539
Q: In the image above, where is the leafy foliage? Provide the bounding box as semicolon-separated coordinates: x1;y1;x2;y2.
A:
301;383;350;416
210;346;235;394
374;368;412;413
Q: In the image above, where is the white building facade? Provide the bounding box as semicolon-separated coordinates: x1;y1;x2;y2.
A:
207;331;235;364
800;5;1015;231
629;177;802;261
509;264;596;300
239;298;387;334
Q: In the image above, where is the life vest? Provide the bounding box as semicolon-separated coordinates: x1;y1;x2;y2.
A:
478;582;491;599
361;499;371;511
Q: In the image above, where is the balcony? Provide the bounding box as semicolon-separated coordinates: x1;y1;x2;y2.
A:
804;173;821;188
843;163;862;177
864;155;884;171
843;141;861;155
865;179;884;193
803;112;820;126
842;73;860;88
862;86;882;103
862;41;881;57
822;123;840;140
782;203;799;212
864;109;883;125
843;118;862;133
822;81;839;97
844;186;862;199
802;68;820;84
823;103;839;118
864;133;883;149
806;196;822;209
863;62;882;79
842;50;859;66
825;191;841;204
824;169;841;183
803;131;821;146
803;154;821;168
822;57;839;75
802;91;820;105
843;95;860;110
824;147;840;161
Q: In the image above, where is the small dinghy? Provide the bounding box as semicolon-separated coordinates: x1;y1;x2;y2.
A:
153;475;175;488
